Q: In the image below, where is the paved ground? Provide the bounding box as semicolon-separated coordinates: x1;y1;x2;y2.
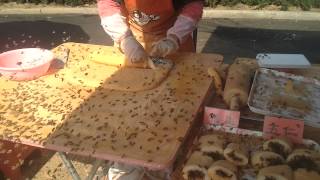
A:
1;14;319;64
0;13;320;179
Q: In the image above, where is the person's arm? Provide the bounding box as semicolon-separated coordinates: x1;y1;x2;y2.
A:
97;0;147;63
97;0;131;43
168;0;204;44
150;0;204;57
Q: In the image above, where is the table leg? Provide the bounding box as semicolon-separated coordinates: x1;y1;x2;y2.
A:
58;152;109;180
58;152;81;180
164;167;173;180
85;159;104;180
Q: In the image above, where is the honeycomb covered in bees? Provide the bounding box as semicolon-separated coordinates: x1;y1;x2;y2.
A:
0;42;223;170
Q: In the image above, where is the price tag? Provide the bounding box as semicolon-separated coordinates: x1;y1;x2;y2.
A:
263;116;304;143
204;107;240;128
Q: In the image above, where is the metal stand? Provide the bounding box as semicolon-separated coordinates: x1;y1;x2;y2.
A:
86;159;104;180
58;152;81;180
58;152;171;180
58;152;105;180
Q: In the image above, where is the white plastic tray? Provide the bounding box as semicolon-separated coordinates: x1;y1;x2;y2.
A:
248;68;320;128
256;53;311;69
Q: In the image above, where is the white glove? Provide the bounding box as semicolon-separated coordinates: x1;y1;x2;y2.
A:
150;35;179;58
120;36;148;64
100;13;131;43
167;15;197;44
150;15;198;58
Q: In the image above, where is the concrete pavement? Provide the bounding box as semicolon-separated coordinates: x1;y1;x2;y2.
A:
198;18;320;63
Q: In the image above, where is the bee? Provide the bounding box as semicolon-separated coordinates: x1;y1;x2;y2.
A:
150;131;157;137
129;141;135;146
162;127;169;131
177;137;184;142
147;137;154;142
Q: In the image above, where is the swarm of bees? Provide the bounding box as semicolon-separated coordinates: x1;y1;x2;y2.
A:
0;42;222;166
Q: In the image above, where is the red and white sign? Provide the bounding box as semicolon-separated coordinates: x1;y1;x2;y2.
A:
263;116;304;143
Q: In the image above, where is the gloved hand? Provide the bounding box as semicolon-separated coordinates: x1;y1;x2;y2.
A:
120;35;148;64
150;35;179;58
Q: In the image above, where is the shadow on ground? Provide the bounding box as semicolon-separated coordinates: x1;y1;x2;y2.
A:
0;20;90;53
201;26;320;64
20;149;54;179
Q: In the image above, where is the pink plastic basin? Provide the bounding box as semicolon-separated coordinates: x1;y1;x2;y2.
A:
0;48;54;81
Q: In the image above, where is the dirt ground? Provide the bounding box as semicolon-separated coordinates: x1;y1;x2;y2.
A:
19;149;164;180
20;150;109;180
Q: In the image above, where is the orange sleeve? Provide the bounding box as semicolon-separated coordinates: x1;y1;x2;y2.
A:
179;1;204;22
97;0;131;43
97;0;122;17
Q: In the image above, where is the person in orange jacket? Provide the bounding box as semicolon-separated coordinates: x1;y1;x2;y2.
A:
98;0;204;64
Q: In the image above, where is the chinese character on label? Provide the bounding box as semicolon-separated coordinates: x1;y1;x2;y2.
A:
204;107;240;128
263;116;304;143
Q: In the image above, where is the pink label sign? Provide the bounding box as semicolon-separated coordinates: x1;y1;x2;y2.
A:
263;116;304;143
204;107;240;128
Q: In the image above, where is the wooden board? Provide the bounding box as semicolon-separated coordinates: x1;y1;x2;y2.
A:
0;42;223;170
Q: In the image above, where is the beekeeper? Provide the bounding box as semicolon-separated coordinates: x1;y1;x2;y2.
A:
97;0;204;64
97;0;204;179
